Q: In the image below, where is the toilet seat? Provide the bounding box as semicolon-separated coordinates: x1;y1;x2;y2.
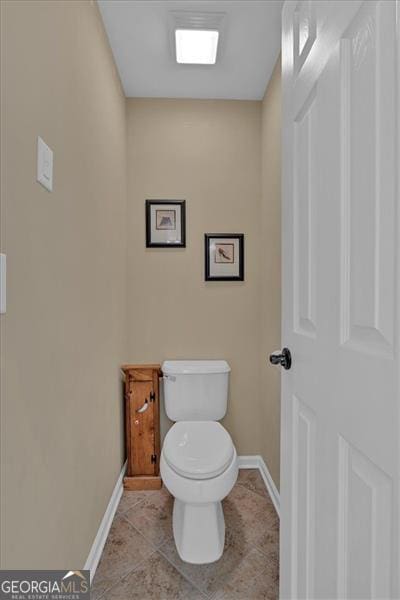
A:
163;421;234;480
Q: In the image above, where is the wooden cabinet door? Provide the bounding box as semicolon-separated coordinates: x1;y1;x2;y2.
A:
128;379;156;476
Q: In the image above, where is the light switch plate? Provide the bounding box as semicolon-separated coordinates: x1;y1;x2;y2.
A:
0;254;6;314
37;136;53;191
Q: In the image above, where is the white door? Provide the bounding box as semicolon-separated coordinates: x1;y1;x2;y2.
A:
278;1;400;598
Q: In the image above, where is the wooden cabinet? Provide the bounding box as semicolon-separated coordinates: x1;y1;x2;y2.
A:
121;364;162;490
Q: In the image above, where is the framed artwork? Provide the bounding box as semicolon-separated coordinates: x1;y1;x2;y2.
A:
204;233;244;281
145;200;186;248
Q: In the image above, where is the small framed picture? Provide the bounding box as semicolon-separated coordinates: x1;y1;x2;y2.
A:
146;200;186;248
205;234;244;281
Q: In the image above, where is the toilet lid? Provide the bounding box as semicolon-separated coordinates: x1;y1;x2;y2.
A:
163;421;234;480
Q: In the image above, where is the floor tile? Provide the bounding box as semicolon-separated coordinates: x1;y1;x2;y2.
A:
105;551;206;600
124;485;174;547
116;490;157;515
158;527;250;598
237;469;270;500
223;484;268;535
92;474;279;600
223;484;279;552
252;511;279;556
91;515;154;599
226;480;272;514
212;548;279;600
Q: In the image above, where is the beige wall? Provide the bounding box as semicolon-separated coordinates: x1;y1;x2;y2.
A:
260;58;282;488
126;99;263;455
0;1;127;568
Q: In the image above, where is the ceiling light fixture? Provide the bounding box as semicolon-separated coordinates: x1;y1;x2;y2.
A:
170;11;225;66
175;29;219;65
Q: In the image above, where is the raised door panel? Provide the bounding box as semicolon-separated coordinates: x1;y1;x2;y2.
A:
129;380;156;476
293;87;317;338
152;370;161;468
293;0;316;75
291;396;316;598
337;437;392;598
340;0;396;356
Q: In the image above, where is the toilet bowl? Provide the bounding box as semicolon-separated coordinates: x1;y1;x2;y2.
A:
161;420;238;564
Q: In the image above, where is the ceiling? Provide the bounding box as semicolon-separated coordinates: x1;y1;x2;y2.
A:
98;1;283;100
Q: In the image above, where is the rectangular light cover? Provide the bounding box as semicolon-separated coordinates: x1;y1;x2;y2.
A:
175;29;219;64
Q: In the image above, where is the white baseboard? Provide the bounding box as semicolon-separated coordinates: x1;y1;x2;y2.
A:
238;455;280;517
84;461;127;582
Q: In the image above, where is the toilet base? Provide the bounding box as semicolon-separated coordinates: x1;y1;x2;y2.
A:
172;498;225;564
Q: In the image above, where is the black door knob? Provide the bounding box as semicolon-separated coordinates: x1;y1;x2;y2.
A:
269;348;292;370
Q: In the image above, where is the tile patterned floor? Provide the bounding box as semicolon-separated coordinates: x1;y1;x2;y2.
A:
92;469;279;600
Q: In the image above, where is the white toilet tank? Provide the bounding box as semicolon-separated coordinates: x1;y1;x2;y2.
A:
162;360;230;422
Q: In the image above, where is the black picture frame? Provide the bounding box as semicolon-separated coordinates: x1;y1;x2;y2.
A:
145;200;186;248
205;233;244;281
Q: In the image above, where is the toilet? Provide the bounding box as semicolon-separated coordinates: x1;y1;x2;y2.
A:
160;360;238;564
